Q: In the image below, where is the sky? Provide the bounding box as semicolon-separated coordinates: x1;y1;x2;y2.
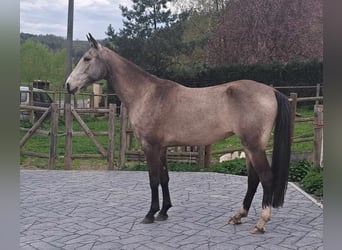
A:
20;0;133;40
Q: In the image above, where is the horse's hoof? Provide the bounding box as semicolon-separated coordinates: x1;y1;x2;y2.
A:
141;216;154;224
228;217;242;225
250;226;265;234
155;213;168;221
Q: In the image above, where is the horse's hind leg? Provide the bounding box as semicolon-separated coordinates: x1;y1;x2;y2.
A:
248;149;273;234
229;156;260;225
156;147;172;221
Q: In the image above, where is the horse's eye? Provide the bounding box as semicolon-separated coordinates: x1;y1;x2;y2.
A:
84;57;91;62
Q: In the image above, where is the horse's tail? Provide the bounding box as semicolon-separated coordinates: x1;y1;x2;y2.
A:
271;90;291;208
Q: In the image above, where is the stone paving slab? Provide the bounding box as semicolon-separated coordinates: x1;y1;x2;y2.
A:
20;170;323;249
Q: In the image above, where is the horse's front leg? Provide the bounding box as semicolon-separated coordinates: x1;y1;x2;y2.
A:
141;143;161;224
155;147;172;221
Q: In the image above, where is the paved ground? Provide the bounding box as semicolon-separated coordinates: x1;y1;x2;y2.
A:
20;170;323;250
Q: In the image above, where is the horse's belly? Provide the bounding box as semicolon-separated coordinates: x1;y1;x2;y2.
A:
162;122;233;147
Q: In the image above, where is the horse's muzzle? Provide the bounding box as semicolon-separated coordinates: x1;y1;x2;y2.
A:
66;83;78;94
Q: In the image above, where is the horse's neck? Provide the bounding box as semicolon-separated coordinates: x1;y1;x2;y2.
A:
105;50;156;109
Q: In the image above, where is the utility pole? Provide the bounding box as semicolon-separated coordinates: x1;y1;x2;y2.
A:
65;0;74;101
64;0;74;170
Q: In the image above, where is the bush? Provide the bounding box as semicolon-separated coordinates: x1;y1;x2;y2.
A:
209;159;247;176
288;160;311;182
122;164;148;171
300;169;323;197
168;163;199;172
123;162;199;172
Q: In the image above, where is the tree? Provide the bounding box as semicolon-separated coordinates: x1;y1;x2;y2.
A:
20;39;67;88
106;0;189;75
206;0;323;65
20;33;89;65
20;33;66;51
173;0;226;13
21;40;50;83
170;11;216;69
120;0;178;38
169;0;227;69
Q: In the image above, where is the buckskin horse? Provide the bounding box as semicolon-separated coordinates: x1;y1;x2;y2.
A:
66;34;291;234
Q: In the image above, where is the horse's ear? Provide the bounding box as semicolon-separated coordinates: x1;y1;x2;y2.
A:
86;33;100;50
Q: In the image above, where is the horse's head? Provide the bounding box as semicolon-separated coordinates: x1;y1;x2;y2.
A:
66;33;107;94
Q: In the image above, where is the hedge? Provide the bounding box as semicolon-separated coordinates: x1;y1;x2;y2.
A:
164;60;322;89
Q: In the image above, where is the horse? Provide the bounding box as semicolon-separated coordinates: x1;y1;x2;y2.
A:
66;33;291;234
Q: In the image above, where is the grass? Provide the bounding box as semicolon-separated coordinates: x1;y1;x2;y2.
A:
20;106;315;169
20;115;119;169
291;106;315;153
210;106;315;154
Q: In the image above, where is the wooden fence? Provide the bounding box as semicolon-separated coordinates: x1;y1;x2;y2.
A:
20;103;117;170
20;84;323;170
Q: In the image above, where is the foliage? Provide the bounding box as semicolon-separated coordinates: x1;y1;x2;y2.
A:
290;106;315;153
122;162;199;172
165;60;323;88
300;168;323;197
173;0;226;13
119;0;178;39
168;9;219;69
20;33;66;51
105;0;190;75
20;33;91;65
122;163;148;171
288;160;311;182
168;163;199;172
209;159;247;175
20;39;67;89
207;0;323;65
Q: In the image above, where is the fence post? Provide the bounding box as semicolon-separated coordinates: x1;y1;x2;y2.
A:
290;92;298;142
64;103;73;170
204;145;212;168
73;94;78;108
29;87;34;123
48;103;59;170
313;104;323;168
119;104;128;169
315;83;321;105
90;92;95;117
108;104;116;170
59;92;63;108
198;146;205;169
